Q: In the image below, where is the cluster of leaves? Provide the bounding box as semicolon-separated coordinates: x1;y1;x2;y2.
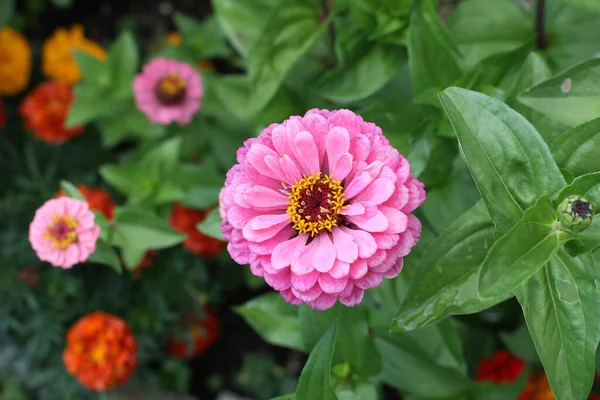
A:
3;0;600;398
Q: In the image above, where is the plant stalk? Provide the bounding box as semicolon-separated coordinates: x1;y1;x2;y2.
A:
535;0;548;50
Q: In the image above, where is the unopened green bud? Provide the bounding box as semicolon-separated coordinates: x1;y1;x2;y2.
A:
557;195;594;232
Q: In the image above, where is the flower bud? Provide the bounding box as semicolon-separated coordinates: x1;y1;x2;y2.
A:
557;195;595;232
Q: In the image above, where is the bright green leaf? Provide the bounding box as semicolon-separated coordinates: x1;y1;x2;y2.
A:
392;202;508;332
553;172;600;206
295;322;338;400
478;196;563;299
408;0;462;96
235;292;304;352
500;325;539;363
440;87;566;236
518;59;600;128
514;250;600;400
112;207;185;250
66;88;122;127
563;0;600;12
196;208;224;241
173;14;230;58
87;240;122;274
107;31;138;96
73;51;108;85
552;118;600;177
59;180;84;201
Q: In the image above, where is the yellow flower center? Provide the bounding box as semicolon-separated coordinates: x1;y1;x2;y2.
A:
45;214;78;249
286;172;345;236
155;72;187;105
90;342;107;366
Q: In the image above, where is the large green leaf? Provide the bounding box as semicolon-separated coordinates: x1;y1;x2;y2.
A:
392;201;507;332
212;0;278;58
248;0;330;114
439;87;566;236
196;208;224;241
407;0;462;96
446;0;533;70
87;240;122;274
553;172;600;206
552;118;600;177
234;292;304;352
106;31;138;98
478;196;564;299
112;207;185;252
500;325;539;363
173;14;230;58
514;250;600;400
295;322;338;400
563;0;600;12
375;319;469;398
545;0;600;71
316;42;405;103
518;59;600;128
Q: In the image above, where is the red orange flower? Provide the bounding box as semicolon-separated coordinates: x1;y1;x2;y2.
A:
167;306;219;359
19;81;83;143
169;203;225;257
56;185;115;219
476;350;525;384
63;312;137;391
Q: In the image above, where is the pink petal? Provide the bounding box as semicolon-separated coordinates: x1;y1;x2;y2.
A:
246;144;282;180
339;287;365;307
347;211;389;232
331;227;358;264
354;178;395;205
243;214;290;243
332;153;353;181
306;293;338;310
291;269;320;292
243;185;289;209
295;131;320;174
291;239;317;274
340;227;377;258
349;259;368;280
355;271;384;289
302;112;329;163
329;260;350;279
312;233;336;273
318;273;348;294
380;206;408;234
340;203;365;216
292;284;323;302
344;172;373;199
326;126;350;174
264;269;291;290
279;155;303;183
272;234;309;270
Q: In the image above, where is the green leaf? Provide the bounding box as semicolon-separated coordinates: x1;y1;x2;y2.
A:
317;43;405;103
408;0;462;96
212;0;278;58
564;0;600;12
553;172;600;207
552;118;600;177
112;207;185;250
565;217;600;256
235;292;304;352
73;50;108;85
439;87;565;236
87;240;122;274
478;196;564;299
375;319;469;397
98;103;166;148
0;379;29;400
248;1;330;115
173;14;230;58
545;0;600;71
446;0;533;70
66;88;122;127
182;186;222;209
499;325;539;363
518;59;600;128
514;250;600;400
196;208;224;241
295;322;338;400
107;31;138;96
59;180;84;201
392;202;507;332
0;0;14;28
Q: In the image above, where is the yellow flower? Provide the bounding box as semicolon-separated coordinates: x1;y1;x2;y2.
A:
42;25;107;85
164;32;183;46
0;27;32;96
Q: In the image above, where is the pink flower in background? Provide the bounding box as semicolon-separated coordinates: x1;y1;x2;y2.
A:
29;197;100;269
132;57;203;125
220;109;425;310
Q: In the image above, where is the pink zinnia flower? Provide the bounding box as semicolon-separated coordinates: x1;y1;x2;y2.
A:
29;197;101;269
132;57;203;125
220;109;425;310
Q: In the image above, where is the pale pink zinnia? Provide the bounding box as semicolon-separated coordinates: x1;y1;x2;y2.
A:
220;109;426;310
29;197;101;269
132;57;203;125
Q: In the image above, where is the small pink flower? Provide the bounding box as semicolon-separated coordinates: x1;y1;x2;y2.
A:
132;57;203;125
29;197;101;269
220;109;426;310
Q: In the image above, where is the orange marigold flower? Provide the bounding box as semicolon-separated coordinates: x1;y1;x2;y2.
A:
0;27;32;96
63;312;137;391
19;81;83;143
42;25;107;85
56;185;115;219
169;203;225;257
167;306;219;359
518;371;555;400
476;350;525;384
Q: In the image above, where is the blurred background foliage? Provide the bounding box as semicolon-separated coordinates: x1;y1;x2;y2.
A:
2;0;600;399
